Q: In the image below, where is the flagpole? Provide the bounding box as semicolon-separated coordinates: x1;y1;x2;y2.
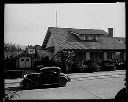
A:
56;10;57;27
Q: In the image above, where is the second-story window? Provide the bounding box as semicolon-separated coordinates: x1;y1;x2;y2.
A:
26;59;29;61
21;59;24;61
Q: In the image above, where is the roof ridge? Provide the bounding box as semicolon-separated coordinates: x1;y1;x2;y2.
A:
48;26;106;31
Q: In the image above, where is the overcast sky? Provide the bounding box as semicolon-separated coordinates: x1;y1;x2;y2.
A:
4;3;125;46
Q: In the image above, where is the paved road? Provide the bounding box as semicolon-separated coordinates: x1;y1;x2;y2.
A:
4;70;126;100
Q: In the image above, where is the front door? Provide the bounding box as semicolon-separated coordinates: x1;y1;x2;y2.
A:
90;52;103;63
95;52;103;63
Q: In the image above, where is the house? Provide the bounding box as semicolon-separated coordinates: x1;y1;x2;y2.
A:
15;51;35;69
114;37;125;44
42;27;126;71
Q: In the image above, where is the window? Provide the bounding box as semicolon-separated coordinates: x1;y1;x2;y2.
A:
92;36;97;41
21;59;24;61
26;59;29;61
84;35;89;40
107;52;113;59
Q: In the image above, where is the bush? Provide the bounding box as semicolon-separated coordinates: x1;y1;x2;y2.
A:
100;59;116;71
4;70;23;79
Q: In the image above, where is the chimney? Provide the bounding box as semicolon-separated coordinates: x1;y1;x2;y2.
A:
108;28;113;37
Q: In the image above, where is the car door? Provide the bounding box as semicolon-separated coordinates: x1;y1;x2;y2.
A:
48;72;58;83
40;70;49;84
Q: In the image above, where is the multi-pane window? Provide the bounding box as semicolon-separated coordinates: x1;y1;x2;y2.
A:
84;35;97;41
92;36;97;41
26;59;29;61
107;52;113;59
84;35;89;40
21;59;24;61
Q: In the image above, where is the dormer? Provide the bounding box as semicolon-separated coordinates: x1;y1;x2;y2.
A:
84;35;97;41
69;30;99;42
68;28;108;42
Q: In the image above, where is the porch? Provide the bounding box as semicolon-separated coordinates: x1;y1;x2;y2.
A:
75;49;126;64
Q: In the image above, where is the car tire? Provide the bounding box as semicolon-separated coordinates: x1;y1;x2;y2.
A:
58;78;67;87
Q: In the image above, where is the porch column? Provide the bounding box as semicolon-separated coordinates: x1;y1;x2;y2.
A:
124;52;126;61
82;50;85;63
86;52;90;61
104;52;107;60
113;52;116;59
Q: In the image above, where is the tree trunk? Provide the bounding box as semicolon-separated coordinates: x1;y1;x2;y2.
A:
65;62;69;73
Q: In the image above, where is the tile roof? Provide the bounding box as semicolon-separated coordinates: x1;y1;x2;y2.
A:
43;27;125;51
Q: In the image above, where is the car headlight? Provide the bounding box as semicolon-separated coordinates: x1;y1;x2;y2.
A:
67;76;71;82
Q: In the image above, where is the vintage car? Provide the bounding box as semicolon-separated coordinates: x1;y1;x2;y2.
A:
20;67;71;89
80;60;102;73
101;59;116;71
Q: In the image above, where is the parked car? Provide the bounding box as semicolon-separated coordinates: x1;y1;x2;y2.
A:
116;62;126;70
80;60;102;73
20;67;71;89
101;59;116;71
84;63;102;73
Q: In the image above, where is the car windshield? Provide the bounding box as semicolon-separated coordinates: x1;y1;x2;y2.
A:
40;67;61;74
50;68;61;73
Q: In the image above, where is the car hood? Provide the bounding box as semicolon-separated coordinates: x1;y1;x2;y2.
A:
27;73;40;75
24;73;40;78
60;73;66;76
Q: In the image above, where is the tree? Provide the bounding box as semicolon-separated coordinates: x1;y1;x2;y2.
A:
53;50;76;73
4;42;24;57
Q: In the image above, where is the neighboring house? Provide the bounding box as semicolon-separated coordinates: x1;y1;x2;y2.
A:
42;27;126;66
14;52;34;69
35;45;53;61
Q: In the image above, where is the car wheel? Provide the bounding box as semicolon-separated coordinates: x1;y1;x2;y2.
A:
58;78;67;87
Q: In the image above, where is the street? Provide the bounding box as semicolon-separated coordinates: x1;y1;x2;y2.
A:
4;70;126;100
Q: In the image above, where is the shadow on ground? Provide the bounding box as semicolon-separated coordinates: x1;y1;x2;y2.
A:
5;84;59;92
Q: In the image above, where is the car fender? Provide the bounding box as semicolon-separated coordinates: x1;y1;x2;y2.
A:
59;73;70;82
59;76;68;82
22;78;39;86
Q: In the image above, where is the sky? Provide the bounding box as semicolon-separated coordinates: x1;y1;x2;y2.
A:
4;3;125;46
